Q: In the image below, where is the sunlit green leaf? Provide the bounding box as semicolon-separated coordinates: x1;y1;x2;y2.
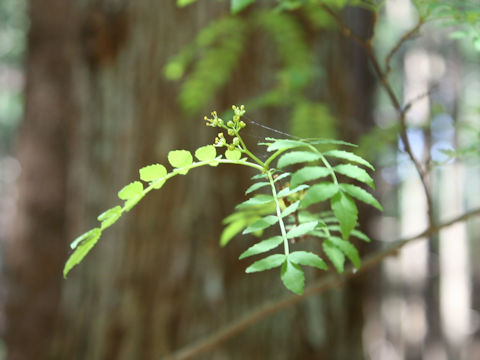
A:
331;192;358;240
334;164;375;189
245;254;286;273
195;145;217;162
277;151;322;168
70;228;100;250
290;166;331;187
239;236;283;259
323;240;345;273
340;184;383;211
225;148;242;160
139;164;168;189
97;206;122;230
288;251;328;270
168;150;193;174
281;260;305;295
277;184;309;198
242;215;279;234
64;228;102;278
301;182;339;208
286;220;318;239
118;181;144;200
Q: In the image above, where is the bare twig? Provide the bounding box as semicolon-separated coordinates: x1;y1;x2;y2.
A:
167;208;480;360
320;4;434;223
401;84;439;115
385;18;424;75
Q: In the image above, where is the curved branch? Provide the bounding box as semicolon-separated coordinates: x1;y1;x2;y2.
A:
167;208;480;360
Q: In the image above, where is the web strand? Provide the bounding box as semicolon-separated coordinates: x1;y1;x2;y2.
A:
243;116;299;139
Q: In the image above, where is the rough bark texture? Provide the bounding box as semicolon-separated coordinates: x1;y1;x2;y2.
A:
6;2;376;359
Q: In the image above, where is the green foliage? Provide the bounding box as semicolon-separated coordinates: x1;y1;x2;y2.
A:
64;106;381;295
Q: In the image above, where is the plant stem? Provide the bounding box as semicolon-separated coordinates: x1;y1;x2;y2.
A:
267;171;290;256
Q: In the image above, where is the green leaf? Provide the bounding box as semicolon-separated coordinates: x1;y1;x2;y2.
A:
236;194;274;209
245;254;286;273
324;150;374;170
177;0;197;7
323;240;345;273
239;236;283;259
195;145;217;162
306;138;357;147
286;221;318;239
277;184;309;198
288;251;328;270
231;0;255;14
301;182;339;208
331;192;358;240
281;200;300;218
351;229;371;242
97;206;122;230
277;151;322;169
70;228;101;250
290;166;331;187
64;228;101;278
220;218;254;247
168;150;193;174
139;164;168;189
242;215;279;234
118;181;144;200
124;193;145;212
334;164;375;189
273;172;291;183
245;181;269;194
281;260;305;295
225;148;242;160
264;138;309;152
340;184;383;211
328;236;361;269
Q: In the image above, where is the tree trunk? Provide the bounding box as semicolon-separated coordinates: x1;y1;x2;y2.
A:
6;2;377;359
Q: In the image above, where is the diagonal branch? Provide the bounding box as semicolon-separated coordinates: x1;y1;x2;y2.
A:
167;208;480;360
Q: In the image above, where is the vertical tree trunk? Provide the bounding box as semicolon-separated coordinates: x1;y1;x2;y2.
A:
2;0;77;359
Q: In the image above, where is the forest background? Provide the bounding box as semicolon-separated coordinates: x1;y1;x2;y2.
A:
0;0;480;359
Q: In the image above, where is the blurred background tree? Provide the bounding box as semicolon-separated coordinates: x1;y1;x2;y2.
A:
1;0;480;360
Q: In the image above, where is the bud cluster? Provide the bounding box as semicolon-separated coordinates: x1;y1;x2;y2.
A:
204;105;247;150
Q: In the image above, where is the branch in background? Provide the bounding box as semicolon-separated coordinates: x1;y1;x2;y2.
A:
385;17;424;75
320;4;435;223
401;84;439;115
167;208;480;360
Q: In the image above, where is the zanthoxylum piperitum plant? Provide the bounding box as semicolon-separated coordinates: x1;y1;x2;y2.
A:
63;105;382;294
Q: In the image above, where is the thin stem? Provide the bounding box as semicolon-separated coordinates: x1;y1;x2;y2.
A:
267;171;290;256
237;132;267;169
166;207;480;360
308;144;338;185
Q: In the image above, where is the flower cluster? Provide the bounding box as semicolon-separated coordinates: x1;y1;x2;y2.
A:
204;105;247;150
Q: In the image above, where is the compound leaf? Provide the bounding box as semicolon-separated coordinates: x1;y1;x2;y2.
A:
277;184;309;198
281;200;300;218
331;192;358;240
288;251;328;270
281;260;305;295
239;235;283;259
245;254;286;273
